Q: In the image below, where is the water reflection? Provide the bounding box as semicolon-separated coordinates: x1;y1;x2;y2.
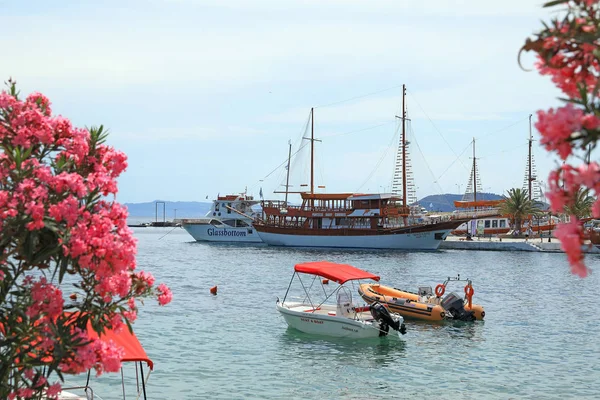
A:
407;320;485;343
278;327;406;368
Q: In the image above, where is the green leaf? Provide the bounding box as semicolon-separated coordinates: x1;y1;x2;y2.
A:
543;0;569;8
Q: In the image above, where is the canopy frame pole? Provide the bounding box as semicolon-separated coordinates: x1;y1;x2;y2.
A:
302;275;318;304
140;362;147;400
121;367;126;400
315;285;342;310
135;362;140;393
297;274;316;310
282;272;296;303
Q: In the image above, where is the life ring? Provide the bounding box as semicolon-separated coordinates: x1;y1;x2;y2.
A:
464;284;474;297
435;284;445;297
464;284;474;309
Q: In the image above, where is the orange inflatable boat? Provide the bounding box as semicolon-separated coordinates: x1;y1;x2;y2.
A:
358;276;484;322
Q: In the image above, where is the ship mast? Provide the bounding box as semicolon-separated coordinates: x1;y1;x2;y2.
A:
285;140;292;206
402;84;407;209
311;107;314;199
472;138;477;203
305;108;321;208
528;114;533;201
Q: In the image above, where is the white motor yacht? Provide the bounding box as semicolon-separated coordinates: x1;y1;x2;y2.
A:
181;193;262;243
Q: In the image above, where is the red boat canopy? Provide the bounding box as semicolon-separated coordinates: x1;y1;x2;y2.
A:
294;261;380;284
87;321;154;370
1;313;154;371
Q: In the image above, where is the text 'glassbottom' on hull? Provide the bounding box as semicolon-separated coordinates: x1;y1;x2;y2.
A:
182;224;262;243
181;192;263;243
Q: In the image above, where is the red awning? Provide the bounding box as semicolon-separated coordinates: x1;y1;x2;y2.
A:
2;314;154;371
294;261;380;284
87;321;154;370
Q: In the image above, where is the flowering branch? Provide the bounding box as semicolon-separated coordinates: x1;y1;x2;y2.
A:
0;79;172;399
522;0;600;277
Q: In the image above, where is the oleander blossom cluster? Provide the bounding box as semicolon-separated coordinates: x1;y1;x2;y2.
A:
524;0;600;277
0;81;172;400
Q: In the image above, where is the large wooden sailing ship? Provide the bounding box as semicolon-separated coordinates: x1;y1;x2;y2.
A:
253;85;472;250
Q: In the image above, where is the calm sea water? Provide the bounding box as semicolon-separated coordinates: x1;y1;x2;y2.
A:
66;224;600;399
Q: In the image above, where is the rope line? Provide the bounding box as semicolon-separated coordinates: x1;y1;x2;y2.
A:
315;84;404;109
355;124;400;192
322;120;395;138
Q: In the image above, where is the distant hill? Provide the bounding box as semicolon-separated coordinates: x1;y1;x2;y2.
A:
416;193;504;213
124;192;524;217
124;201;212;218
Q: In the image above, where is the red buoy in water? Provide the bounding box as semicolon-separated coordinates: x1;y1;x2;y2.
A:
210;286;218;295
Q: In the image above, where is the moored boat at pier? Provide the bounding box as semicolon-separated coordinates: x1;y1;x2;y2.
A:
256;193;473;249
255;85;478;250
180;192;262;243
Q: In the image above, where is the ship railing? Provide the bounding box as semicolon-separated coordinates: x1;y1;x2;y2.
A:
261;200;349;213
450;209;501;220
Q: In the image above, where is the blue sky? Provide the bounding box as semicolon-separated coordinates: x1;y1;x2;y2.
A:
1;0;572;203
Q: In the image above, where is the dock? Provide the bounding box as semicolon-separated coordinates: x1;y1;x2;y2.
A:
441;235;600;254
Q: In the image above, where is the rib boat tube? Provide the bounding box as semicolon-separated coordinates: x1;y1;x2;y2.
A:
358;278;485;322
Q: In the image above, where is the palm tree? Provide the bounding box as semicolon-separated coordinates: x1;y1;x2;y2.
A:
499;188;541;233
563;187;595;219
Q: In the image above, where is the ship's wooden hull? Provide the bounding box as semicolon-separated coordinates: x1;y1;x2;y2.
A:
254;222;461;250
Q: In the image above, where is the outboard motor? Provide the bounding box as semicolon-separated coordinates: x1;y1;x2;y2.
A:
370;302;406;336
441;292;476;321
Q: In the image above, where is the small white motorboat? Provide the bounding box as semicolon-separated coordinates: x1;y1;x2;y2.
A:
277;261;407;339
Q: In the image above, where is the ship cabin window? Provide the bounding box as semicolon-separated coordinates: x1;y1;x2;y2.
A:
215;203;220;211
227;203;232;214
210;219;224;227
492;220;498;228
499;220;506;228
484;220;491;228
221;219;236;227
236;220;249;227
335;217;349;227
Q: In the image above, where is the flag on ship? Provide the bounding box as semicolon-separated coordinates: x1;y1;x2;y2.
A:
259;187;263;199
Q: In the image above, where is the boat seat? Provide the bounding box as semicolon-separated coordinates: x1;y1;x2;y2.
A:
418;286;433;296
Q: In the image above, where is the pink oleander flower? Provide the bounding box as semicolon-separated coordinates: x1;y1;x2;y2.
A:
16;388;35;399
94;340;125;376
575;162;600;190
536;105;583;160
157;283;173;306
555;219;589;277
46;383;62;398
26;277;65;320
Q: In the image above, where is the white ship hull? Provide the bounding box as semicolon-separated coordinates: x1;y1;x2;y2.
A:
182;223;263;243
257;229;450;250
